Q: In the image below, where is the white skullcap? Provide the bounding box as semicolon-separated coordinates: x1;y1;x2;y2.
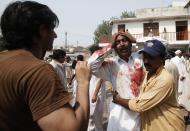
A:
175;50;182;55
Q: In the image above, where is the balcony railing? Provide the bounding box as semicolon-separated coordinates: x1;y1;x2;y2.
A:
132;31;190;42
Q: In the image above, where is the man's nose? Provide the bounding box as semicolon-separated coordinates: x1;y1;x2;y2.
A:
53;31;57;38
118;41;126;46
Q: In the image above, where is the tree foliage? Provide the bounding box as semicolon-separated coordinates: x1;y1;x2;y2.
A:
120;10;136;18
92;10;135;47
93;21;112;45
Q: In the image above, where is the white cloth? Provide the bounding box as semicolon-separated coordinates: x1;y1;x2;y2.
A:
171;56;187;104
90;53;143;131
88;75;106;131
65;62;72;79
180;59;190;111
49;59;67;90
69;72;77;107
175;50;182;55
164;59;179;101
71;75;106;131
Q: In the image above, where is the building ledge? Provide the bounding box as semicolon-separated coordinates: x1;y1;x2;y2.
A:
112;15;190;24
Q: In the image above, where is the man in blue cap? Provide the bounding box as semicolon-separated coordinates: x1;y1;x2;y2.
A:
113;39;185;131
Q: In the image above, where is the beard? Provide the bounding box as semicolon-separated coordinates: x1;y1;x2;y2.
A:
144;63;157;75
115;45;132;61
118;45;132;53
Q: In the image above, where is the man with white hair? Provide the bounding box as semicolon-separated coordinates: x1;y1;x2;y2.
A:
171;49;186;104
175;49;182;55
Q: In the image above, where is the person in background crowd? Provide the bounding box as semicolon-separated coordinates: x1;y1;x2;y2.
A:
113;40;184;131
44;55;52;63
0;1;91;130
171;50;190;127
65;56;73;89
87;45;106;131
66;55;71;63
171;49;187;104
184;53;190;127
164;53;179;101
88;78;106;131
91;31;144;131
49;49;67;90
69;54;85;106
77;54;84;61
70;54;84;85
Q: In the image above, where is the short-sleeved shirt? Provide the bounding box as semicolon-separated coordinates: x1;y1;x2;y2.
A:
0;49;72;131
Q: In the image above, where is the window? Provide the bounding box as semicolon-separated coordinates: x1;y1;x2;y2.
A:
143;23;159;37
176;21;188;40
118;24;125;32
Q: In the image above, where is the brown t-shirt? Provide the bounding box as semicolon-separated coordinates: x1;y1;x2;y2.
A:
0;49;72;131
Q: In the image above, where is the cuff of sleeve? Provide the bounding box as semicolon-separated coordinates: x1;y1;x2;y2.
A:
128;99;138;112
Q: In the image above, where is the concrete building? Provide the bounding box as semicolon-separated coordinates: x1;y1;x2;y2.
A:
111;0;190;53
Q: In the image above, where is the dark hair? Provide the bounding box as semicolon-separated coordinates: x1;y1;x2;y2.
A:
77;55;84;61
0;36;7;51
66;56;71;62
71;60;77;69
0;1;59;50
88;44;102;54
50;49;66;59
71;55;84;69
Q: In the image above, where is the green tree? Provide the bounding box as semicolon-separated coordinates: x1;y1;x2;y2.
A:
120;10;136;18
92;10;135;47
93;21;112;44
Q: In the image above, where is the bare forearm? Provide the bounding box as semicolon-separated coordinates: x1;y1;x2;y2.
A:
38;61;91;131
71;61;91;130
93;79;102;97
118;98;130;109
75;81;90;130
113;96;130;109
38;81;90;131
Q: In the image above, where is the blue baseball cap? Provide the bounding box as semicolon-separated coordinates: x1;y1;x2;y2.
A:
139;39;166;57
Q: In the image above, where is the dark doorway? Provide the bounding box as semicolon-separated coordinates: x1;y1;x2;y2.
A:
176;21;188;40
118;24;125;32
143;22;159;37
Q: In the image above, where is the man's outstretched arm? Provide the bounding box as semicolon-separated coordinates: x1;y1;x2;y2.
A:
37;61;91;131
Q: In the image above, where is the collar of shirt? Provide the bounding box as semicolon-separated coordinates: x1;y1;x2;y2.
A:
117;55;134;65
51;59;64;67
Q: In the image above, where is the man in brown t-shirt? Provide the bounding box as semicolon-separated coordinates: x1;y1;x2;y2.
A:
0;1;91;131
